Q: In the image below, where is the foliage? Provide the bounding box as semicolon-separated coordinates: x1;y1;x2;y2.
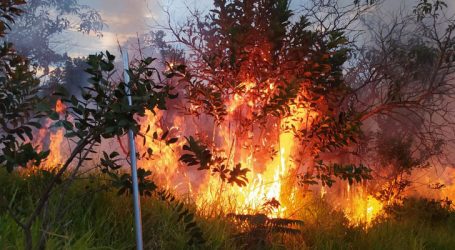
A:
1;169;455;249
62;53;169;138
0;0;49;173
354;0;376;5
155;189;206;246
377;136;430;175
295;111;363;157
414;0;448;21
179;136;250;187
385;197;454;225
0;170;233;249
0;0;24;36
103;161;206;247
342;0;455;206
108;167;157;197
166;0;370;189
300;162;372;187
1;15;179;246
350;0;454;163
175;0;352;126
372;129;441;203
150;30;185;65
179;136;213;170
375;179;412;205
0;2;194;249
6;0;104;68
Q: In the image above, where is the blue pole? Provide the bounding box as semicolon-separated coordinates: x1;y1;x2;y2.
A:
122;48;144;250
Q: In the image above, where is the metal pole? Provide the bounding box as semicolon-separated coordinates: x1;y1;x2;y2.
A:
122;48;144;250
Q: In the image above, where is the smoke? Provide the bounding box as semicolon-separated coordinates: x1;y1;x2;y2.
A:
68;0;154;56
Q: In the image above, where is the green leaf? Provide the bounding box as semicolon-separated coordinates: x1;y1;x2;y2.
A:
49;112;59;120
62;121;73;130
71;95;78;106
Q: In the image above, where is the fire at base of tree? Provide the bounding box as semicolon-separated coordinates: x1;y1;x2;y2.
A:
1;0;455;249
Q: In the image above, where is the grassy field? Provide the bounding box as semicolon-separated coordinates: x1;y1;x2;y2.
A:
1;169;454;250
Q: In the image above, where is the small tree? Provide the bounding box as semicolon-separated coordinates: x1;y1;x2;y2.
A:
343;0;455;200
0;3;184;246
167;0;372;191
0;1;49;173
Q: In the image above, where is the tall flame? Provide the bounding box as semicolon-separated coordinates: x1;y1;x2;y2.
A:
343;186;384;227
136;80;317;218
33;99;67;170
25;82;453;223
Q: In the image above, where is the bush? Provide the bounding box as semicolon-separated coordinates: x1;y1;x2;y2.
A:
385;197;453;225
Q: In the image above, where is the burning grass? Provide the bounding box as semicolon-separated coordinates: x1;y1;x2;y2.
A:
1;169;455;250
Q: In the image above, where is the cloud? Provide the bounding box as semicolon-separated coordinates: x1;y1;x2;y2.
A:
73;0;153;53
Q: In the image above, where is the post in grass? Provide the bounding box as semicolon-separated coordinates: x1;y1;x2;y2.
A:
122;47;144;250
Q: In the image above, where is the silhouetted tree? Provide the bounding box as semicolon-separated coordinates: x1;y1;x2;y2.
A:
5;0;104;70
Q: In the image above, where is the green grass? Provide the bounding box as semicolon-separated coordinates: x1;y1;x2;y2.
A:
1;169;454;249
0;169;236;249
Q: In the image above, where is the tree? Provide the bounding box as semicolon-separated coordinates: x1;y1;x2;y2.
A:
5;0;104;70
149;30;185;65
166;0;455;199
0;0;48;174
0;2;183;246
166;0;373;193
1;51;180;249
343;0;455;201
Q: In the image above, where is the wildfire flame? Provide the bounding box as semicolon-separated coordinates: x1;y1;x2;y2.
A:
343;186;384;227
136;109;185;190
32;99;67;170
135;79;319;218
27;83;452;224
55;99;66;114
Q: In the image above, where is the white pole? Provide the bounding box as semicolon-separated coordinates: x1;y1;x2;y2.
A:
122;48;144;250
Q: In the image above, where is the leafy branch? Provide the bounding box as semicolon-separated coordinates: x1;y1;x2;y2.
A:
179;136;250;187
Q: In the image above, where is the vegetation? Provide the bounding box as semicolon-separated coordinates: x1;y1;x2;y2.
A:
1;169;454;249
0;169;234;249
7;0;104;69
1;0;455;249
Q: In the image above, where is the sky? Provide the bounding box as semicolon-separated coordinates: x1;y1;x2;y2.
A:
63;0;213;57
60;0;455;58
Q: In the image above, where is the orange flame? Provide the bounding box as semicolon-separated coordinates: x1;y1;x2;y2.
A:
31;99;67;170
135;80;318;218
46;129;65;169
343;186;384;227
25;83;454;224
55;99;66;114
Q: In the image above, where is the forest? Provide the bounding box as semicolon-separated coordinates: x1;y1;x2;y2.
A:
1;0;455;249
